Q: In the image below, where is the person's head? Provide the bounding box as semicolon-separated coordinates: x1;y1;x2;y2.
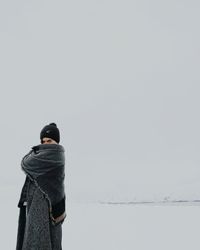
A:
40;123;60;144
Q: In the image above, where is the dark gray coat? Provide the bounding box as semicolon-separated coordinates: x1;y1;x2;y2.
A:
16;144;66;250
16;177;63;250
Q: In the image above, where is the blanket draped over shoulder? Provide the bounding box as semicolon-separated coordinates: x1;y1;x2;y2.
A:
16;144;66;250
20;143;66;223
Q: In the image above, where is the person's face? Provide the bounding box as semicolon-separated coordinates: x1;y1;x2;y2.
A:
41;137;58;144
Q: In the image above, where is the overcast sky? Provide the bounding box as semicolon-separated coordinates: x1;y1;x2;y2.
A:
1;0;200;202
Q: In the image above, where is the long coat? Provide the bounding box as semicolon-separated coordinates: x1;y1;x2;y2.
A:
16;176;63;250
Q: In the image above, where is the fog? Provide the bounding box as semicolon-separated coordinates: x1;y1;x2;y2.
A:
1;0;200;203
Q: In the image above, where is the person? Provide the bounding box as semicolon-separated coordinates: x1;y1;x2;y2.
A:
16;123;66;250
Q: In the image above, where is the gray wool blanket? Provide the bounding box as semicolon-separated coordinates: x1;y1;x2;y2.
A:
16;144;66;250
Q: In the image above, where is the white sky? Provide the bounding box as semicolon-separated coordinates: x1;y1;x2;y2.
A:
1;0;200;202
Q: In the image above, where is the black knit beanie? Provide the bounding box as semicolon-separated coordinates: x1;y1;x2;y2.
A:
40;123;60;144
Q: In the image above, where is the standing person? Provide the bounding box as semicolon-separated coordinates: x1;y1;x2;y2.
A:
16;123;66;250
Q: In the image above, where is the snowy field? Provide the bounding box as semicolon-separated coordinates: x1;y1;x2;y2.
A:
1;185;200;250
63;202;200;250
1;1;200;249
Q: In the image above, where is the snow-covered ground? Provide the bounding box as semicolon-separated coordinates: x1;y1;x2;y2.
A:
1;1;200;249
2;185;200;250
64;201;200;250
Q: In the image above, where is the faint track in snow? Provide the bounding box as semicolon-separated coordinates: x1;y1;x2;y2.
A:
98;200;200;206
